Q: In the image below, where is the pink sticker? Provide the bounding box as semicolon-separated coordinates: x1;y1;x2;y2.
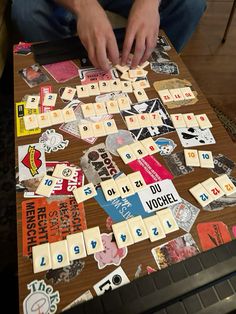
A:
106;217;113;231
94;233;128;269
128;155;173;184
147;266;156;274
232;226;236;238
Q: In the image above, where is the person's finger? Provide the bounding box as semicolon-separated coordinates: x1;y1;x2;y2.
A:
121;29;135;66
95;39;110;71
139;35;156;65
131;32;146;68
87;42;99;69
106;33;120;66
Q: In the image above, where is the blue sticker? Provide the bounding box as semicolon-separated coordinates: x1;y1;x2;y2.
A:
155;137;177;156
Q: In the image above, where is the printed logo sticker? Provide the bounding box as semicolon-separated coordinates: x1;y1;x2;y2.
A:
94;233;128;269
23;280;60;314
155;137;176;155
39;129;69;153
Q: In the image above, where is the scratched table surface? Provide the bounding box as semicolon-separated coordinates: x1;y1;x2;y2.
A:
14;34;236;313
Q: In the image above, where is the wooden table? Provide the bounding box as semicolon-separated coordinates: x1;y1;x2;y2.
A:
14;37;236;313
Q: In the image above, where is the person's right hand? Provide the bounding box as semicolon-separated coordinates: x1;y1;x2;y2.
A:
76;0;119;71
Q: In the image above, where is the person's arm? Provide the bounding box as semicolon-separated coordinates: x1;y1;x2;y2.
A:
55;0;119;70
122;0;161;68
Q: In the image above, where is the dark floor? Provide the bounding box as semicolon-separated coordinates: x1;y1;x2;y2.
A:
0;52;18;311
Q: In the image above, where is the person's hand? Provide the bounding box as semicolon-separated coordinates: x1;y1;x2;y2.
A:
76;0;119;70
122;0;160;68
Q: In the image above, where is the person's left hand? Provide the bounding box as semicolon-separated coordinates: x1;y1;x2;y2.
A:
121;0;160;68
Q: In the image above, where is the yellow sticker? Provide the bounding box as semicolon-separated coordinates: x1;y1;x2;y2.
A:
16;102;41;137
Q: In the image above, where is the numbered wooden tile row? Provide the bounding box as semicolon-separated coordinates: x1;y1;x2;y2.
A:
158;87;196;105
189;174;236;207
170;113;212;129
33;207;178;273
32;226;104;273
79;119;118;139
184;149;214;168
124;112;163;131
117;138;160;164
23;108;76;130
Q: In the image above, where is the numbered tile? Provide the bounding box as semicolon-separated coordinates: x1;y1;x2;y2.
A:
137;113;151;128
94;102;107;116
127;171;146;192
100;178;120;201
198;151;214;168
88;82;100;96
115;175;135;198
61;87;76;101
184;149;200;167
43;93;57;107
81;103;96;118
49;109;64;125
104;119;118;135
26;95;40;109
78;122;95;139
140;137;160;155
195;114;212;129
127;216;149;243
129;141;148;159
158;89;174;104
121;81;133;93
149;112;163;126
62;108;77;123
215;174;236;196
106;100;120;114
143;215;166;242
170;113;187;128
139;61;149;69
169;88;185;102
129;69;148;78
134;89;149;102
92;121;106;137
121;72;136;82
112;221;134;248
76;84;90;98
183;113;199;128
32;243;52;273
156;208;179;234
201;178;224;200
98;80;111;93
110;79;122;92
66;232;87;260
37;112;52;128
117;145;137;164
180;87;195;100
35;175;58;197
125;115;140;130
189;183;213;207
117;97;131;111
83;227;104;255
52;164;77;181
50;240;70;270
23;114;39;130
132;79;150;90
73;183;97;203
115;64;129;74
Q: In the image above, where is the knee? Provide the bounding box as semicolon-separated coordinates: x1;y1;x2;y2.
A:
190;0;207;20
11;1;35;36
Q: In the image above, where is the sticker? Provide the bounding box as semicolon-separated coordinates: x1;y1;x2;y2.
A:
40;85;53;112
23;280;60;314
79;67;118;84
151;61;179;75
137;179;181;213
151;45;170;63
14;42;32;55
22;197;87;257
62;290;93;312
43;61;79;83
80;143;120;186
46;260;85;285
169;198;200;232
146;266;156;274
155;137;176;155
164;151;194;177
134;264;142;279
105;129;135;156
106;216;113;231
197;221;231;251
18;143;46;181
232;226;236;238
156;35;171;51
94;233;128;269
19;64;49;88
211;154;235;176
176;127;216;148
39;129;69;153
120;98;175;140
16;102;41;137
93;266;130;296
151;234;200;269
128;155;173;184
